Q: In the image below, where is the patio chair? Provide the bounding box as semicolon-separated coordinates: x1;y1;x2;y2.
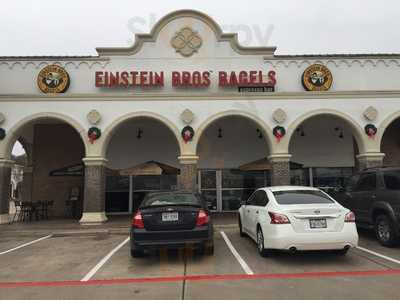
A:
10;200;22;223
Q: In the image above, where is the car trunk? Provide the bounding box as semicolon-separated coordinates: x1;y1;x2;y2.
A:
280;205;346;233
141;206;200;231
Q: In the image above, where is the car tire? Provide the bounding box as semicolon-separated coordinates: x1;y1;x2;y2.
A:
374;214;399;247
238;216;246;237
256;227;269;257
333;248;349;256
131;248;145;258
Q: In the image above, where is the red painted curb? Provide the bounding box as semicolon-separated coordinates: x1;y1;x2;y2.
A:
1;269;400;289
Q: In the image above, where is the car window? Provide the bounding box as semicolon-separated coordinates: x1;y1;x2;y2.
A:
345;175;360;192
383;171;400;190
355;173;376;192
245;192;256;205
254;190;268;207
272;190;334;205
141;193;201;207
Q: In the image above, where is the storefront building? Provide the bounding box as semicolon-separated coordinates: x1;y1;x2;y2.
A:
1;10;400;224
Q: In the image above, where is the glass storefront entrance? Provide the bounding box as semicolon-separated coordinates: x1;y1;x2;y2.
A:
199;169;270;211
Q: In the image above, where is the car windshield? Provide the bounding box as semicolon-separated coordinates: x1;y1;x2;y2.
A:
273;190;334;205
141;193;202;207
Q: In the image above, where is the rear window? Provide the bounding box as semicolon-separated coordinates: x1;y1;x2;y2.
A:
383;171;400;190
273;190;334;205
141;193;201;207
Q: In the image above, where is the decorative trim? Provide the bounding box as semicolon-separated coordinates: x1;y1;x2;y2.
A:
178;155;199;164
0;60;110;70
2;90;400;102
264;58;400;68
96;10;276;56
82;157;108;166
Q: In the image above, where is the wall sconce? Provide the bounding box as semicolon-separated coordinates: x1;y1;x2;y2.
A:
137;128;143;139
256;128;263;139
218;128;222;138
334;127;344;139
296;126;305;137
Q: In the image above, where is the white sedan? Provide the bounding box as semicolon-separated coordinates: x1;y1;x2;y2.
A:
238;186;358;257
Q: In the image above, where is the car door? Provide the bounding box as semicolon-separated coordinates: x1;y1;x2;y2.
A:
247;190;268;238
340;174;360;210
242;192;256;233
352;172;377;223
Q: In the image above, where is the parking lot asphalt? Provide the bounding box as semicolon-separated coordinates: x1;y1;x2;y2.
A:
1;225;400;299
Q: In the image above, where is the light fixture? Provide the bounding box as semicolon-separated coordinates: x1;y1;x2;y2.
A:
218;128;222;138
296;126;305;137
256;128;263;139
137;128;143;139
334;127;344;139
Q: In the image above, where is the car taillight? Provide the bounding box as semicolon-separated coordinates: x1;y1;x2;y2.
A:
345;211;355;223
196;209;209;226
132;211;145;228
268;212;291;224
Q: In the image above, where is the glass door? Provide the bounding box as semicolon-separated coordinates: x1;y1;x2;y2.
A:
198;170;218;211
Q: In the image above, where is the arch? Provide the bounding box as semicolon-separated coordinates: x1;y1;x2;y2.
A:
3;112;88;159
193;110;274;154
101;111;183;157
377;111;400;147
284;109;366;153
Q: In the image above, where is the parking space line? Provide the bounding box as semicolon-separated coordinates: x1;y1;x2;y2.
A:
356;246;400;265
220;231;254;275
0;235;52;255
81;236;130;282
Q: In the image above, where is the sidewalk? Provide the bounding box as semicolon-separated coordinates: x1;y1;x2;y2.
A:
0;212;237;237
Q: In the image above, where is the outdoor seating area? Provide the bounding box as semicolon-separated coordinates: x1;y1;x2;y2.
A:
10;200;54;223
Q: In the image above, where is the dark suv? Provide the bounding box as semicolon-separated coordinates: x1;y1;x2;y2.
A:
337;167;400;247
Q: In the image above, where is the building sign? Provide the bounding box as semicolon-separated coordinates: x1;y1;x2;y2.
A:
302;64;333;91
37;65;70;93
95;70;276;90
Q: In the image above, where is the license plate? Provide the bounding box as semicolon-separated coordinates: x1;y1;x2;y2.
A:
309;218;327;229
162;212;178;222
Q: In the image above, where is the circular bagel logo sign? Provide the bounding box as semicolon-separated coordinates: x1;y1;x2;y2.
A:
302;64;333;91
37;65;70;93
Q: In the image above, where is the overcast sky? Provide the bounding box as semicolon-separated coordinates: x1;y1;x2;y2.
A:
1;0;400;56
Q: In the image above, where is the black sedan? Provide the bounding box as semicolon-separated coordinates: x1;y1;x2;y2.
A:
130;192;214;257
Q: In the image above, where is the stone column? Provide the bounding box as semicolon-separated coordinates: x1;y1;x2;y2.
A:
177;155;199;192
20;166;33;202
356;153;385;172
0;159;13;224
79;157;108;224
268;154;292;186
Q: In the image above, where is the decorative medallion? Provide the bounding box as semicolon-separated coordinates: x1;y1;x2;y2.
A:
364;124;377;139
302;64;333;91
0;113;5;125
363;106;378;121
88;127;101;144
87;110;102;125
171;27;202;57
181;126;195;143
0;128;5;140
272;109;287;124
37;64;70;93
180;109;194;124
273;126;286;143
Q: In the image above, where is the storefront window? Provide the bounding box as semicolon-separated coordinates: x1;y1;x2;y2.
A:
312;167;353;196
106;176;129;213
291;168;310;186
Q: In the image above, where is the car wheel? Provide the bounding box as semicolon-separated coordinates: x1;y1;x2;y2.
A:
374;214;399;247
238;216;246;237
131;248;145;258
256;227;269;257
333;248;349;256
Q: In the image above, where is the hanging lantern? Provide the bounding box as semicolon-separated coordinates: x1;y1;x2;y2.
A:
273;126;286;142
364;124;377;139
181;126;195;143
88;127;101;144
0;128;5;140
